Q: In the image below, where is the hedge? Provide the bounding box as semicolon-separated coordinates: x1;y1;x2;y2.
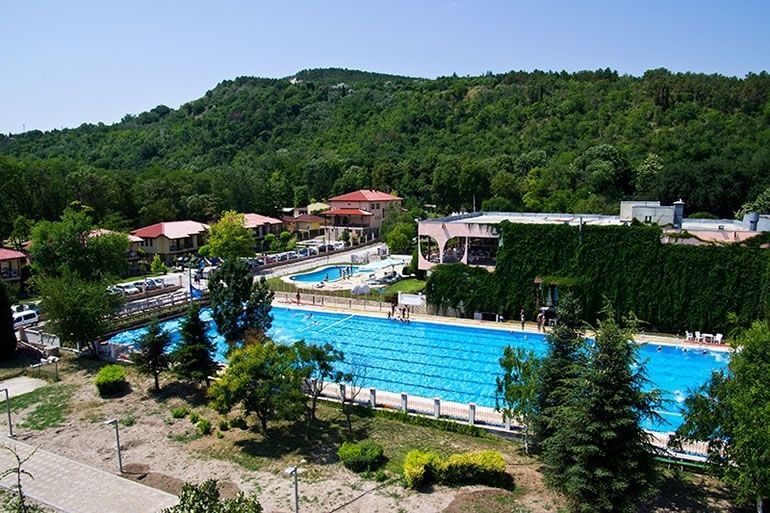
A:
403;449;511;490
95;364;127;397
427;222;770;333
338;440;385;473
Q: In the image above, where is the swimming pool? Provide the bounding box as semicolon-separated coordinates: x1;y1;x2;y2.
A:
107;307;728;432
289;265;360;283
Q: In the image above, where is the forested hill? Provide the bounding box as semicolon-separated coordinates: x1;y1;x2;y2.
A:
2;67;770;236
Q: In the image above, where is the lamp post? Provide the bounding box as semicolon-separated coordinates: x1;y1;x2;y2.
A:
0;388;13;437
104;419;123;473
284;461;305;513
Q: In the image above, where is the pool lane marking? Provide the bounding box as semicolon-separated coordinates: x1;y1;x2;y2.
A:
318;314;355;333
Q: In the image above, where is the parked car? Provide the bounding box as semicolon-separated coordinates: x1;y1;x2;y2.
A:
107;286;124;296
116;284;141;295
277;253;288;262
131;281;147;292
150;278;166;288
298;248;309;257
287;251;298;260
143;279;158;290
13;310;39;330
264;255;277;264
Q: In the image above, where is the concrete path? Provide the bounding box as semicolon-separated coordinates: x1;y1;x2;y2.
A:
0;377;47;398
0;439;178;513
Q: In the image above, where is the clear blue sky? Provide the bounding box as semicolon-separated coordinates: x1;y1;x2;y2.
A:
2;0;769;134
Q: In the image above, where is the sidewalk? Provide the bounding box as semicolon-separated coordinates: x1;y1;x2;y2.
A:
0;439;177;513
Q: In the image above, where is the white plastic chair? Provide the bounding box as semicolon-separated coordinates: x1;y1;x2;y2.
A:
695;331;703;342
714;333;723;344
685;331;694;342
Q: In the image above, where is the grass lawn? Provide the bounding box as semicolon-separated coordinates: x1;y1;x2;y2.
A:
381;279;426;296
10;383;76;431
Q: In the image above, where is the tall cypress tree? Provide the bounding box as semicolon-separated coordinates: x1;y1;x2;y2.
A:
0;282;17;361
132;319;171;391
530;291;585;450
172;303;218;386
543;307;660;513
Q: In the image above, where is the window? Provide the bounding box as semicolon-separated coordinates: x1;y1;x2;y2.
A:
644;215;653;223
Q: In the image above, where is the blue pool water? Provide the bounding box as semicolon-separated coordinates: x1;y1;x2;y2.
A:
107;307;729;432
289;265;360;283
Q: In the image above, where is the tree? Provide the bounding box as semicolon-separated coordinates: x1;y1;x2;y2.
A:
0;282;17;361
294;341;348;422
150;254;167;275
676;321;770;512
208;342;305;433
29;206;129;281
542;308;660;513
8;215;33;251
531;292;585;450
131;320;171;391
737;185;770;218
278;230;293;251
172;303;218;386
209;260;274;345
293;185;310;208
384;222;414;253
339;229;350;245
0;446;45;513
495;346;540;454
162;480;262;513
35;272;121;355
262;233;276;252
207;211;255;260
634;153;663;199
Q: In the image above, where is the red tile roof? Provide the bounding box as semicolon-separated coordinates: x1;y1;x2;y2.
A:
322;208;374;216
293;214;325;223
131;221;209;239
242;213;283;229
89;228;143;243
0;248;27;261
329;190;402;202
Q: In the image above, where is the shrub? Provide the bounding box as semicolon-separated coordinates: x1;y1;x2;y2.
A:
439;451;509;488
230;416;248;430
171;407;189;419
403;450;442;489
95;365;127;397
375;469;388;482
218;419;230;431
197;419;212;435
337;440;385;473
189;411;200;424
403;450;511;490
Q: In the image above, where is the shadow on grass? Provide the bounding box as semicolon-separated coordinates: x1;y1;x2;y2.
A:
233;417;369;465
641;469;752;513
150;381;208;407
0;347;44;380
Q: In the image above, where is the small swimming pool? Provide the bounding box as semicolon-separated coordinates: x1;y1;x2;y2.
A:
107;307;728;432
289;265;360;283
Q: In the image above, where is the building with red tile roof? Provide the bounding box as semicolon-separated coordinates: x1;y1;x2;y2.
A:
0;247;28;283
131;221;209;265
322;190;402;243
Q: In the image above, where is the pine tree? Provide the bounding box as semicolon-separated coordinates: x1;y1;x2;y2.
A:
0;282;17;361
172;304;218;386
543;307;660;513
530;292;584;450
131;320;171;391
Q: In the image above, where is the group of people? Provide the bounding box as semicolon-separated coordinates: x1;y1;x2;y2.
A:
387;304;411;323
518;308;548;332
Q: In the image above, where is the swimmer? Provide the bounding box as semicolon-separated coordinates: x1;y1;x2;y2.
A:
657;345;662;352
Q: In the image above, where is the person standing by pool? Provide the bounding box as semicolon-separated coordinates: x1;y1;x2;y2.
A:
520;308;525;330
296;291;301;304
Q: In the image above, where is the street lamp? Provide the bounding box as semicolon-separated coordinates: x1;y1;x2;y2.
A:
0;388;13;437
284;460;305;513
104;419;123;473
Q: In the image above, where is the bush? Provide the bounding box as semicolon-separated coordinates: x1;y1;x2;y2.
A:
338;440;385;473
189;411;200;424
218;419;229;431
95;364;127;397
230;417;248;430
197;419;212;435
403;450;442;489
403;450;510;490
439;451;509;488
171;407;189;419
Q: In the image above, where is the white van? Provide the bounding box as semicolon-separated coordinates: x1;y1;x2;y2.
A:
12;310;39;330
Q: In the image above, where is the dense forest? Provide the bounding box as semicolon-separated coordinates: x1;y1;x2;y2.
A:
2;67;770;238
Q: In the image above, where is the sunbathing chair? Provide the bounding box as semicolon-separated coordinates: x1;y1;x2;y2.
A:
685;331;694;342
694;331;703;343
714;333;723;344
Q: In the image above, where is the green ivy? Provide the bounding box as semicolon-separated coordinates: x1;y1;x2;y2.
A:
427;222;770;333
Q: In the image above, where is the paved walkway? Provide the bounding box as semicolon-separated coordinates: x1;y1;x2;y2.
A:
0;439;178;513
0;377;47;398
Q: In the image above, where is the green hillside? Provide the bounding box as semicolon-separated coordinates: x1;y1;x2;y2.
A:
2;67;770;235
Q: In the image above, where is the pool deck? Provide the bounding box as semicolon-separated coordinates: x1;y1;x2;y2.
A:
274;298;733;353
280;258;409;291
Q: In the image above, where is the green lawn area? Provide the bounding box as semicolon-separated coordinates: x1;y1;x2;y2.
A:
10;383;76;431
381;279;426;296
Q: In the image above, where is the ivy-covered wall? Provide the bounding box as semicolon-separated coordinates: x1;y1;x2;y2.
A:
426;221;770;334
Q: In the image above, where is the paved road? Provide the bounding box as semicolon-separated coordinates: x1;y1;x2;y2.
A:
0;439;178;513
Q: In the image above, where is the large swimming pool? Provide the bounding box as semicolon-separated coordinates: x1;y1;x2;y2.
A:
107;306;729;432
